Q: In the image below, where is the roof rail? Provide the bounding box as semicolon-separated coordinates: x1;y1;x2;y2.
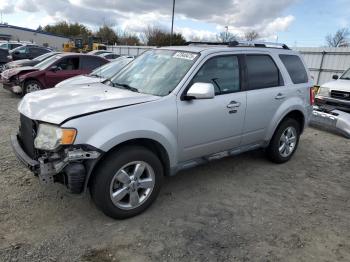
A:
185;40;290;50
228;40;290;50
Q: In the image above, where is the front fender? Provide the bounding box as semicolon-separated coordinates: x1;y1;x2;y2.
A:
70;116;178;168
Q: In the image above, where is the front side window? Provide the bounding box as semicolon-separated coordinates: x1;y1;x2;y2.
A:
111;50;198;96
192;55;240;94
246;55;282;90
279;55;308;84
55;57;79;70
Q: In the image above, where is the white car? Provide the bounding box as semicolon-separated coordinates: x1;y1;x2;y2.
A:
55;57;133;88
316;69;350;112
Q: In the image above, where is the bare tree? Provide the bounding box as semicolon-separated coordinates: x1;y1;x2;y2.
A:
216;31;238;43
244;30;260;41
326;28;350;47
141;25;186;46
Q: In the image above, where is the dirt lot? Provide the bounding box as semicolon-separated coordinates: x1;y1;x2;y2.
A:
0;87;349;262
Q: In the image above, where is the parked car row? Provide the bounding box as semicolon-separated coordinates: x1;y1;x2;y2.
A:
0;50;135;95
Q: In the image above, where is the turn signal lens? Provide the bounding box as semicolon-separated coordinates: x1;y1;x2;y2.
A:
61;129;77;145
310;87;315;105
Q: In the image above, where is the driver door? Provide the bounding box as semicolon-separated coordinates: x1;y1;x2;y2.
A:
177;54;246;162
45;56;80;88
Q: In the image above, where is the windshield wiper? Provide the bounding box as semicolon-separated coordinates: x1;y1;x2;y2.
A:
90;74;101;78
340;77;350;80
113;82;139;93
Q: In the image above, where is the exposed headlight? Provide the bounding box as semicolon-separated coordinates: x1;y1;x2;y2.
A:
317;86;330;96
34;124;77;150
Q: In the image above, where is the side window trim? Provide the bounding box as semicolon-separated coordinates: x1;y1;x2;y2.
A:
180;54;244;100
243;54;284;91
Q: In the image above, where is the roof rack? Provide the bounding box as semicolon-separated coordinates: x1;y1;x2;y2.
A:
185;40;290;50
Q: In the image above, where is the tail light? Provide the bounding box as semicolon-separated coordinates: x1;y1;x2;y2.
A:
310;87;315;105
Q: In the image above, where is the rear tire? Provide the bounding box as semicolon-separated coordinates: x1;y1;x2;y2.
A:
90;146;163;219
23;80;42;95
267;118;300;163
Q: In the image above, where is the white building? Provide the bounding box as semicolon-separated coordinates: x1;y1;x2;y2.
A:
0;24;70;51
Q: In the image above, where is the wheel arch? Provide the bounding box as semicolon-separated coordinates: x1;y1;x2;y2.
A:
85;137;171;190
265;108;306;144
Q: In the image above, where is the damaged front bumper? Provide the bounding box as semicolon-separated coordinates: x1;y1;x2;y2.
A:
1;78;22;94
10;133;103;193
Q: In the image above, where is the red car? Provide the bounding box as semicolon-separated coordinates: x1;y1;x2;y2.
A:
1;53;109;94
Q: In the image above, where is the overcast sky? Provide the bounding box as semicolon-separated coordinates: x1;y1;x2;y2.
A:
0;0;349;47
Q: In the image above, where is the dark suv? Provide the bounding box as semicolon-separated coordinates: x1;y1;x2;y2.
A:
9;45;51;61
1;53;109;94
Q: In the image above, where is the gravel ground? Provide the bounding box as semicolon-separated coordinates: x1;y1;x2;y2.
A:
0;87;350;262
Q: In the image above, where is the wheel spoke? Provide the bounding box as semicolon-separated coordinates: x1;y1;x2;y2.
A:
133;163;146;179
289;136;296;143
116;169;131;184
111;187;129;203
138;178;154;189
129;191;140;207
279;143;286;153
285;145;291;155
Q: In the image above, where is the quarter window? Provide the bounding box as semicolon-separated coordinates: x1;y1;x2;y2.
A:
246;55;282;90
279;55;308;84
192;56;240;94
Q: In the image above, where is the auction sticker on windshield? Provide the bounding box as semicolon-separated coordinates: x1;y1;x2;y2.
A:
173;52;198;60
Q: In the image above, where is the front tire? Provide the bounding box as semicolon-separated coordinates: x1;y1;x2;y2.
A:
23;80;42;94
90;146;164;219
267;118;300;163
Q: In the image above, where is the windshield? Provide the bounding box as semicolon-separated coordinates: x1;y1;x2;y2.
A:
90;58;132;79
110;50;198;96
34;52;56;62
340;68;350;80
34;55;61;70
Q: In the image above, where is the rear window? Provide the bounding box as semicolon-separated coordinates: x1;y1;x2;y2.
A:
80;56;106;70
246;55;282;90
279;55;308;84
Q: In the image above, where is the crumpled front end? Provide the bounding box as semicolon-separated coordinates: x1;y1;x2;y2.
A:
11;114;103;193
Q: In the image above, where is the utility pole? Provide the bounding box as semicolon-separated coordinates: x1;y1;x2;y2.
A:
170;0;175;46
225;26;228;42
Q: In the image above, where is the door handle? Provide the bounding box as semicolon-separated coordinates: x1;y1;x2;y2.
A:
227;101;241;109
275;93;286;100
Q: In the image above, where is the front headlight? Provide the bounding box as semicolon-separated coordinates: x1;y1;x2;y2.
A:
317;86;330;96
34;124;77;150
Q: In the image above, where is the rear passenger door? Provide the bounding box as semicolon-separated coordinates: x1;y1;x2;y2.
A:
241;53;286;145
177;54;247;161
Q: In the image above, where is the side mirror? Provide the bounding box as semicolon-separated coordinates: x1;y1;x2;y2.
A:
332;75;339;80
185;82;215;100
50;65;59;72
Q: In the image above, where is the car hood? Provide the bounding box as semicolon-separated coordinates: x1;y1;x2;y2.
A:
1;66;38;79
7;59;36;68
18;82;160;124
322;79;350;92
55;75;105;88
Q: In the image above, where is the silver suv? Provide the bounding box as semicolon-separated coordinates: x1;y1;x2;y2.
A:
11;41;313;219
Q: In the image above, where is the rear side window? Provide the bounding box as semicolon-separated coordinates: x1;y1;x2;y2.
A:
192;55;240;94
80;56;106;70
279;55;308;84
246;55;282;90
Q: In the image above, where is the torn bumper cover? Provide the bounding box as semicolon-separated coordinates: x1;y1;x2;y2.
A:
0;78;22;94
10;133;102;193
310;106;350;139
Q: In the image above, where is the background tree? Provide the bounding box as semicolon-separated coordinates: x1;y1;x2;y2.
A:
244;30;260;41
216;31;238;43
43;21;91;39
326;28;350;47
95;25;118;45
142;26;186;46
